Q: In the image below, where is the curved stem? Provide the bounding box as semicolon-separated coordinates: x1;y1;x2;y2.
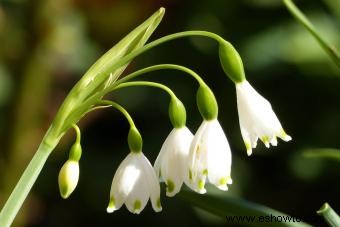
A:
99;100;136;129
109;81;178;101
283;0;340;68
115;64;205;86
101;31;226;80
72;124;81;144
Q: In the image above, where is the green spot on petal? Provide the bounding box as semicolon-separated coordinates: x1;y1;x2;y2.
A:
167;179;175;193
198;179;205;190
134;200;141;211
189;169;193;180
202;169;208;175
219;177;227;185
261;136;269;143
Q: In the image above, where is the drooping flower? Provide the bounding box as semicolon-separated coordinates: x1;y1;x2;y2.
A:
154;127;193;197
186;119;232;194
236;80;292;156
107;152;162;214
58;160;80;199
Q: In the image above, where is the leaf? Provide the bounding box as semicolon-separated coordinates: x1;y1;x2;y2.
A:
51;8;165;137
283;0;340;68
178;190;312;227
302;148;340;161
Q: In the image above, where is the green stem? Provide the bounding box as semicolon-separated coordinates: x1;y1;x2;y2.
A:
110;81;178;101
0;128;59;227
317;203;340;227
101;31;226;81
99;100;136;129
116;64;205;86
72;124;81;144
283;0;340;68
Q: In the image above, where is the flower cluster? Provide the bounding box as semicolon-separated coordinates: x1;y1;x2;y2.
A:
104;80;291;214
57;34;291;216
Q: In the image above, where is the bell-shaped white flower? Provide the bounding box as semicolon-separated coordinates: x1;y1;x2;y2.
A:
236;80;292;156
154;127;194;197
186;119;232;194
107;152;161;214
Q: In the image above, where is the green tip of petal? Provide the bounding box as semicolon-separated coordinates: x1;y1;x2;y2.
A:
166;179;175;194
198;179;205;190
106;198;116;213
156;198;162;211
59;185;70;199
133;200;142;213
245;141;252;156
261;136;270;148
280;129;292;142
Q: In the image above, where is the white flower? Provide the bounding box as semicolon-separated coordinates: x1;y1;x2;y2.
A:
58;160;80;199
236;80;292;156
154;127;194;197
107;152;161;214
186;119;232;194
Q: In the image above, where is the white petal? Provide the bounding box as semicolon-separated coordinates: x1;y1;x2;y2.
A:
205;120;232;190
140;153;162;212
186;121;209;193
155;127;193;196
107;153;139;212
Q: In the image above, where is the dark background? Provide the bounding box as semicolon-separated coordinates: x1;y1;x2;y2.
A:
0;0;339;226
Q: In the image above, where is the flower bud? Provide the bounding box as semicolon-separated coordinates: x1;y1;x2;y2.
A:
128;127;143;153
168;98;186;128
219;40;245;83
58;160;79;199
196;85;218;120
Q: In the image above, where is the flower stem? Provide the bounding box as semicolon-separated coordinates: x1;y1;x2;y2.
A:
0;128;59;227
100;31;227;81
99;100;136;129
317;203;340;227
282;0;340;68
116;64;205;86
110;81;178;101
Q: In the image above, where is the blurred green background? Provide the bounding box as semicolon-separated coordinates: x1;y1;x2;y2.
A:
0;0;339;226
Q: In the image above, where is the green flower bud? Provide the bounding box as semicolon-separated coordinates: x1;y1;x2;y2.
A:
168;98;186;128
69;142;82;162
58;160;79;199
128;127;143;153
196;85;218;120
219;40;245;83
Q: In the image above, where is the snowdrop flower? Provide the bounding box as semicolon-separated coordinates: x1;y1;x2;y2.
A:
236;80;291;156
107;152;162;214
58;160;80;199
154;127;194;197
186;119;232;194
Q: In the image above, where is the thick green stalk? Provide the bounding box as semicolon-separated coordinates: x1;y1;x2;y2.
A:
317;203;340;227
283;0;340;68
0;128;59;227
